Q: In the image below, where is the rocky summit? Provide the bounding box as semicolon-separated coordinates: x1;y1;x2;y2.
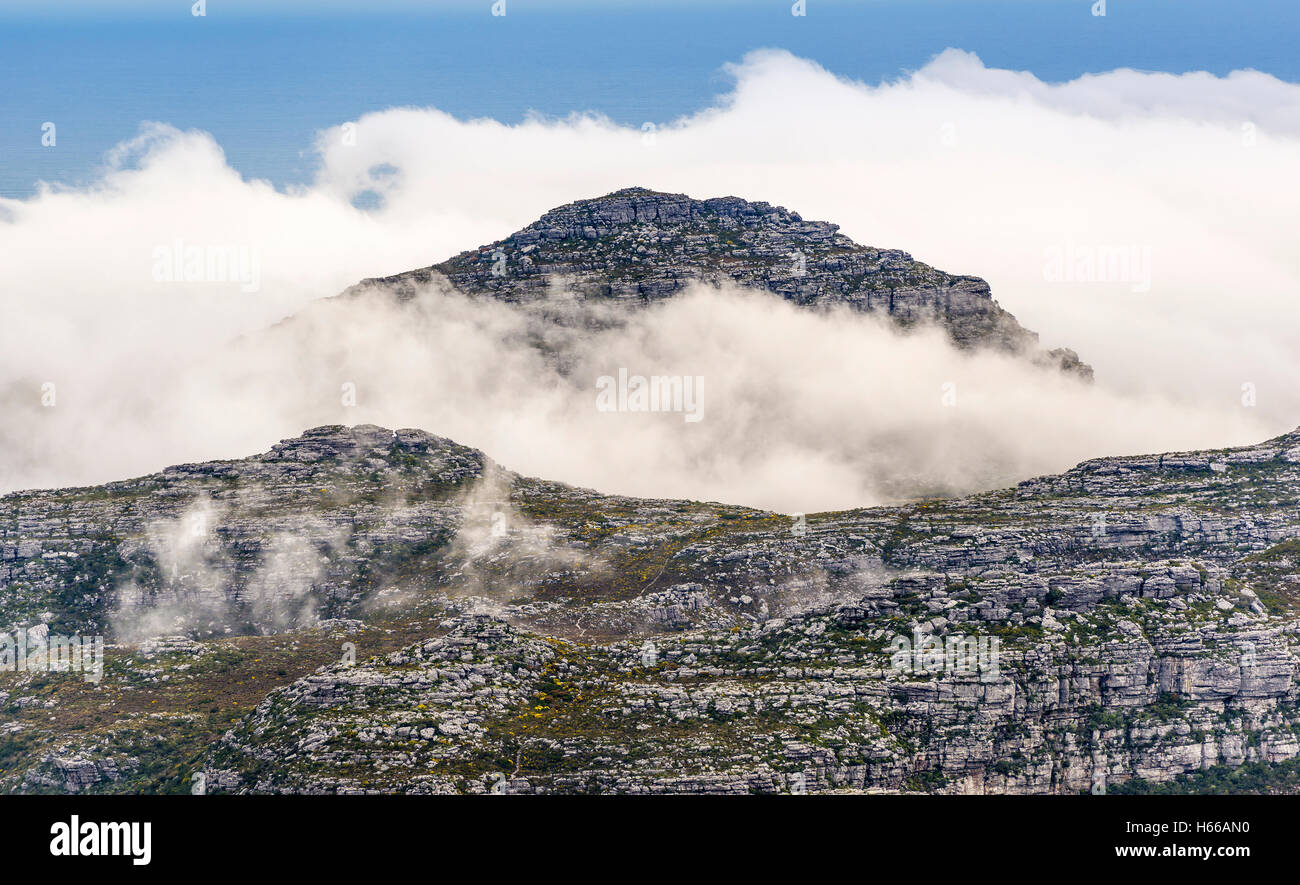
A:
348;188;1092;378
3;422;1300;794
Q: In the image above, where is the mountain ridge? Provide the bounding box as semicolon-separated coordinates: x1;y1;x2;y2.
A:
3;420;1300;794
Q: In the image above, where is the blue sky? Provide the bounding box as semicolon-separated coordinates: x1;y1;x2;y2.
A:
2;0;1297;196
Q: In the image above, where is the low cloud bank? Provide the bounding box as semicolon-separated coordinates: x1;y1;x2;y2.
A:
36;281;1275;514
1;49;1295;508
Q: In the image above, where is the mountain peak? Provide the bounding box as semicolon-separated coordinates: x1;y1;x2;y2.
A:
353;187;1091;378
523;187;828;239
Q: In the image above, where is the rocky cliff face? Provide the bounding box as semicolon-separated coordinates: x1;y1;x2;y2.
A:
4;423;1299;794
348;188;1091;378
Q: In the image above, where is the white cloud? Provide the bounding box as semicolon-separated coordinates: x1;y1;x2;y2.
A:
1;49;1296;509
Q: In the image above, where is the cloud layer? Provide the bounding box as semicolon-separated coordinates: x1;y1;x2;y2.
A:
1;49;1296;511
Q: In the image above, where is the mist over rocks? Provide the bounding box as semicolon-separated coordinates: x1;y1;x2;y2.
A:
349;187;1093;378
4;421;1300;793
0;424;495;642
